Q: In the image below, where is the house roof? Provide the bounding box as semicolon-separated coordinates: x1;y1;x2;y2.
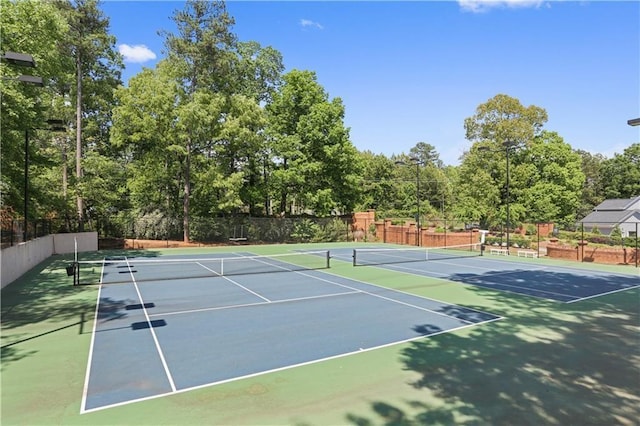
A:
580;209;639;225
594;196;640;211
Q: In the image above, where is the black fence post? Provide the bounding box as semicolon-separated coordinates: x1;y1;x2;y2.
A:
581;223;585;262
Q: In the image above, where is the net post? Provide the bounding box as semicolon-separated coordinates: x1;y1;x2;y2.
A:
326;250;331;269
221;258;224;276
352;249;356;266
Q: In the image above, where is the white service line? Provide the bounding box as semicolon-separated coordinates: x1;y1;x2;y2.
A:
245;254;482;325
565;284;640;304
80;279;103;414
80;314;503;414
125;257;177;392
149;290;361;318
196;262;271;302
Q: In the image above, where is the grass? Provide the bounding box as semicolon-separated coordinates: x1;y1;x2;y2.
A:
1;244;639;425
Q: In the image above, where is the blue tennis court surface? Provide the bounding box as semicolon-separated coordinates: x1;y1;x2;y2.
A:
335;247;640;303
82;252;501;412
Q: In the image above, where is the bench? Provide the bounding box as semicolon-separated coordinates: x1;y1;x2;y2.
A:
517;250;538;258
490;248;509;256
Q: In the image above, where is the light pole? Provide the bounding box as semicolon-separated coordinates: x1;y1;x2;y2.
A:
1;51;43;242
396;157;424;246
478;141;518;253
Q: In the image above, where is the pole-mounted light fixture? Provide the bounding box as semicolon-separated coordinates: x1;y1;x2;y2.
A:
395;156;424;246
628;118;640;127
2;51;36;68
477;141;518;253
2;51;45;242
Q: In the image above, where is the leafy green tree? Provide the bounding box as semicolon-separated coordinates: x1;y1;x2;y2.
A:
55;0;123;230
599;143;640;199
266;70;362;216
160;0;237;240
454;146;502;227
0;0;71;222
575;149;606;218
464;93;548;146
233;41;284;104
356;151;398;214
516;131;584;225
457;95;582;229
111;64;184;215
409;142;443;168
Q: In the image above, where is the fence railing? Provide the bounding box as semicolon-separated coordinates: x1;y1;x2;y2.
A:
1;219;54;248
92;214;356;245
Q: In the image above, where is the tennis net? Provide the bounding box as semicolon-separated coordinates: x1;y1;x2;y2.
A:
352;244;482;266
72;251;331;285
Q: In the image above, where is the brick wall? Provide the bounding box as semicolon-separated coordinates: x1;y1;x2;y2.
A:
547;243;639;265
374;220;480;247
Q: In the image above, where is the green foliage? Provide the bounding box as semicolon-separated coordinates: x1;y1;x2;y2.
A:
291;219;321;243
266;70;362;216
3;0;639;241
485;235;531;248
599;143;640;199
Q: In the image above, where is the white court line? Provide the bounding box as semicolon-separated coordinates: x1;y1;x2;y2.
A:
148;290;362;318
463;276;577;300
242;255;484;325
80;278;104;414
126;257;177;392
565;284;640;304
196;262;271;302
80;314;503;414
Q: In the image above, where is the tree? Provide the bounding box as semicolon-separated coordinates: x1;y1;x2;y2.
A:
409;142;443;168
111;63;186;217
514;131;584;225
55;0;123;230
575;149;606;218
454;146;502;227
266;70;362;216
356;151;398;214
464;93;548;146
161;0;237;240
0;0;72;226
599;143;640;199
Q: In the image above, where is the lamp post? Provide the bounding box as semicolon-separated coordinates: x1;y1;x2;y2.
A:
396;157;424;246
478;141;518;253
1;51;44;242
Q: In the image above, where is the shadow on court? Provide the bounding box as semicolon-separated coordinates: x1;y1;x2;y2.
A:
1;251;151;369
448;268;639;302
344;285;640;425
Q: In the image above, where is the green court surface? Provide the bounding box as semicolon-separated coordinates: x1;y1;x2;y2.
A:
2;242;639;425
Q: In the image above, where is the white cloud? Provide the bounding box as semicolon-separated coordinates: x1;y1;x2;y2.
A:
459;0;545;13
118;44;157;64
300;19;324;30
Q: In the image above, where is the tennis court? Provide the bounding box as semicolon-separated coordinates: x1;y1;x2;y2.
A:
339;245;640;303
80;250;501;412
2;242;639;425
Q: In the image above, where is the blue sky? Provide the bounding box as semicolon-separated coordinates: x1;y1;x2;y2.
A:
102;0;639;166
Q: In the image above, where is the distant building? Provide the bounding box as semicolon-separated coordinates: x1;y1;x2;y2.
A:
579;196;640;237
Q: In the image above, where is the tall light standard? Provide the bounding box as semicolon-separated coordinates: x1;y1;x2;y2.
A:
479;141;518;253
1;51;43;242
396;157;424;246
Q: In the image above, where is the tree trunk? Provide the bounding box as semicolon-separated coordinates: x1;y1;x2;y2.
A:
279;158;287;215
75;54;84;231
183;140;191;242
62;138;70;232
